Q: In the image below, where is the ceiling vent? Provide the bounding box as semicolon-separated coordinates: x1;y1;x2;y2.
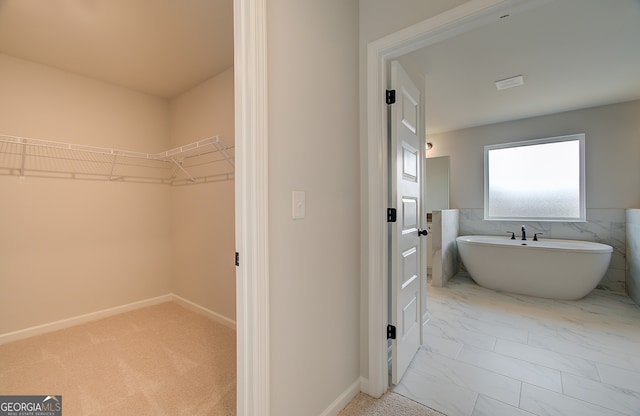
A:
495;75;524;90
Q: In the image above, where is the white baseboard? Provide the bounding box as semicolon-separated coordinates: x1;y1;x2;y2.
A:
319;377;362;416
0;294;172;345
359;377;371;397
171;294;236;330
0;293;237;344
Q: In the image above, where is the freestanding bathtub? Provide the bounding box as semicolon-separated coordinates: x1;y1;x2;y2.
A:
456;235;613;300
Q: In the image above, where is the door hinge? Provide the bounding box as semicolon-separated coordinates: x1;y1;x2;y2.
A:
235;252;240;267
387;324;396;340
386;89;396;105
387;208;397;223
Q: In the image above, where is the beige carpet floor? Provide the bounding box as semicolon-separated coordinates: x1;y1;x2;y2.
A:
0;302;236;415
2;302;445;416
339;392;446;416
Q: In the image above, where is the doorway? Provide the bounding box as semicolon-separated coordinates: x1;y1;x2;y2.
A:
365;0;538;397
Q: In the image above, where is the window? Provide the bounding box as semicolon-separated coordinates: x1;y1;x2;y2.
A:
484;134;585;222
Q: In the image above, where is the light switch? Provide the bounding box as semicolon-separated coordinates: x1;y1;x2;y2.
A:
292;191;305;219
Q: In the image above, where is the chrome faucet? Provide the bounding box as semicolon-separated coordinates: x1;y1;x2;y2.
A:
521;225;526;240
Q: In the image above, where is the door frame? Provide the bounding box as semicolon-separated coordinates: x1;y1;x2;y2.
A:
365;0;543;397
234;0;270;415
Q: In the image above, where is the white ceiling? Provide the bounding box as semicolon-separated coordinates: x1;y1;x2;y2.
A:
402;0;640;134
0;0;233;98
1;0;638;123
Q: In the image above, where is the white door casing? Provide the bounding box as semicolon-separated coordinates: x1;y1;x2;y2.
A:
389;61;423;385
234;0;270;415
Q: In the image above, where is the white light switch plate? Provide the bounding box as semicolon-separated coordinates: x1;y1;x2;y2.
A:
292;191;305;219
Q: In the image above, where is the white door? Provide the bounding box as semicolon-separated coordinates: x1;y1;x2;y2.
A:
389;60;424;385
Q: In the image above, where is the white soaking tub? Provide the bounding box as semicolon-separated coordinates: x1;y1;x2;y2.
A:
456;235;613;300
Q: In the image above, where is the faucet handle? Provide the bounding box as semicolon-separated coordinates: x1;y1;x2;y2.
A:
533;232;543;241
506;231;516;240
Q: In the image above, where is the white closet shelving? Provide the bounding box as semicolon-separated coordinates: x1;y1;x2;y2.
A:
0;134;234;185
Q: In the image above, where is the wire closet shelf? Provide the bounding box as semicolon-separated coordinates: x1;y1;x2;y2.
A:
0;134;234;185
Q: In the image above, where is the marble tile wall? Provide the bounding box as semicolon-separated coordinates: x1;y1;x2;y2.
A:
457;208;627;293
431;210;459;287
627;209;640;306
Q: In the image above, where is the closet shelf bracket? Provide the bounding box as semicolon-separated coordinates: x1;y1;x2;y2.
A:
171;158;196;183
214;139;235;169
20;138;26;177
108;154;118;181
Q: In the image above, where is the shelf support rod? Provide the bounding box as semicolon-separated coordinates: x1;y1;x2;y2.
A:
172;159;196;183
108;153;118;180
214;140;235;169
20;139;26;177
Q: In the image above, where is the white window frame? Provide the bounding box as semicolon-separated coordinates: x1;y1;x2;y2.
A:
484;133;586;222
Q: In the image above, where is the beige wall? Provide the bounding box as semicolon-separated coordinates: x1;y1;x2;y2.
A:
428;100;640;210
0;54;169;151
0;55;235;334
169;68;236;321
267;0;360;414
169;67;234;147
0;55;172;334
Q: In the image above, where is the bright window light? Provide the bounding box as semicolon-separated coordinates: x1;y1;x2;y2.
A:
484;134;585;221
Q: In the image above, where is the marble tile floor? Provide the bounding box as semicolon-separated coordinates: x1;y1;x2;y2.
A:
393;274;640;416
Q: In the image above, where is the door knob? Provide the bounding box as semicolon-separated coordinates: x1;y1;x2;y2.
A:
418;228;428;236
